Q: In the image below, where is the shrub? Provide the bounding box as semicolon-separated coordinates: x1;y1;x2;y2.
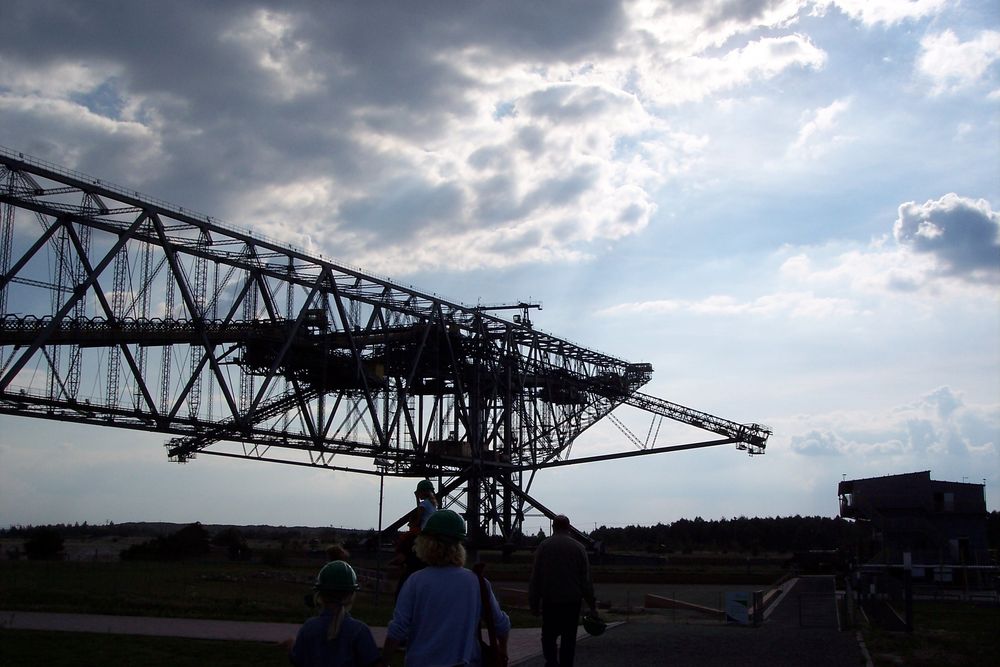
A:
212;527;252;561
24;527;64;560
120;522;211;561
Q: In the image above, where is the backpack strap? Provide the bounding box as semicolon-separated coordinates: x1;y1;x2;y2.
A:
473;562;498;663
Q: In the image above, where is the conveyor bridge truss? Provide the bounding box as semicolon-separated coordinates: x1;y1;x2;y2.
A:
0;147;770;546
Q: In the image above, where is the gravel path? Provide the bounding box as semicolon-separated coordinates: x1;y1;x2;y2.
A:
516;576;869;667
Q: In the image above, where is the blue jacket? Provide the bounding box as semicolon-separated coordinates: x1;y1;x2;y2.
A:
388;565;511;666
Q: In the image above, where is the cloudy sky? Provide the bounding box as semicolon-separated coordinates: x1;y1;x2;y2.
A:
1;0;998;532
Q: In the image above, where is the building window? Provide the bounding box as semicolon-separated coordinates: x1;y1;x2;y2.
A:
934;492;955;512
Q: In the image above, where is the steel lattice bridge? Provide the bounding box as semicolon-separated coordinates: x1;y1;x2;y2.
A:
0;147;770;547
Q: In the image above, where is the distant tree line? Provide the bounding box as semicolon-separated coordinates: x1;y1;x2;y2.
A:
2;521;372;562
6;512;999;559
592;512;1000;555
1;521;368;543
592;515;862;555
3;521;116;538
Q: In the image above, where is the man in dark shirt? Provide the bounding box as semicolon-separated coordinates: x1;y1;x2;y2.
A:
529;514;597;666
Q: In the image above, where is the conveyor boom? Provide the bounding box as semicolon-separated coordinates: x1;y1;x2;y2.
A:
624;391;770;454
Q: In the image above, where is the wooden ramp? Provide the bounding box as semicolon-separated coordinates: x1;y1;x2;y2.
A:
644;594;724;618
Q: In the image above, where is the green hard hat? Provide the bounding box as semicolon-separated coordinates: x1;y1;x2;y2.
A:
415;479;435;494
582;613;606;636
314;560;360;592
421;509;466;542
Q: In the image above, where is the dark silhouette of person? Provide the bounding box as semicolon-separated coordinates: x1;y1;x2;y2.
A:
529;515;597;667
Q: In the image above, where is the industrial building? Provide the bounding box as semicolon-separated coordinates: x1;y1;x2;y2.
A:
838;471;991;581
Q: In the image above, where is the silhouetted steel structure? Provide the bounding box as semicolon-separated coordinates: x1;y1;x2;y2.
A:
0;147;770;546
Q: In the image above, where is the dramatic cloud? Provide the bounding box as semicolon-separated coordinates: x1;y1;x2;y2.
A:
631;33;827;105
628;0;808;54
788;386;999;462
0;0;845;275
893;194;1000;283
917;29;1000;95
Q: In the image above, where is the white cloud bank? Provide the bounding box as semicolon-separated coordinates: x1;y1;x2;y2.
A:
788;97;853;159
917;29;1000;95
597;291;860;319
786;386;998;467
820;0;949;26
600;194;999;319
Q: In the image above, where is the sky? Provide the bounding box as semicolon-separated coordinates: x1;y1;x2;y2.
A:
1;0;998;534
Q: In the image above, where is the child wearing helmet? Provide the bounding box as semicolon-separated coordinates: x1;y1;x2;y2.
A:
289;560;382;667
413;478;438;529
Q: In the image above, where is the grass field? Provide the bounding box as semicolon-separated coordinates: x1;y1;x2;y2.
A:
1;558;342;623
6;550;996;666
0;557;542;626
0;550;773;665
0;557;471;666
863;601;1000;667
